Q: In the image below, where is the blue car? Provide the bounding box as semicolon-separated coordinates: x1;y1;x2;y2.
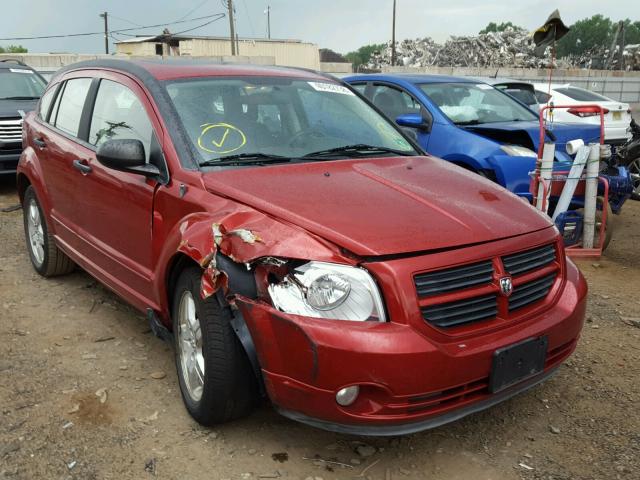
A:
344;74;602;201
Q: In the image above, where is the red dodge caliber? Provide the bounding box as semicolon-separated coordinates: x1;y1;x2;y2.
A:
17;60;587;435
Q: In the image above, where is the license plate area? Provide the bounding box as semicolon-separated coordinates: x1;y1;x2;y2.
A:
489;337;548;393
613;111;622;121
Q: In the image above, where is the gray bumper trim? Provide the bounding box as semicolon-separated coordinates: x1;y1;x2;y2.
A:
277;367;558;436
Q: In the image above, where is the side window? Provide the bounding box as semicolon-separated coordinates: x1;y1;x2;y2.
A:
53;78;92;137
38;86;57;121
370;85;421;121
351;83;367;95
535;91;552;103
89;79;153;161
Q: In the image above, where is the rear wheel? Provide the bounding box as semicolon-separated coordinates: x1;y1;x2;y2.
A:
172;267;257;425
628;157;640;201
22;186;75;277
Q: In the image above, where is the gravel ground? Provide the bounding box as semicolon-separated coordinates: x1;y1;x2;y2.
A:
1;176;639;480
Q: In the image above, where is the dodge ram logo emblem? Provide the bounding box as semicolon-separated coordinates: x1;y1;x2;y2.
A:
499;277;513;297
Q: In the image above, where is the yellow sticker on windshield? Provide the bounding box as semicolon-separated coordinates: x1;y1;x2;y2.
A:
197;123;247;154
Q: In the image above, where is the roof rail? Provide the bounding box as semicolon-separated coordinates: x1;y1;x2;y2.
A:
0;58;28;66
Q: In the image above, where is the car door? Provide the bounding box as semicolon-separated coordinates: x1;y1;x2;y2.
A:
74;73;164;302
33;77;94;252
367;83;433;149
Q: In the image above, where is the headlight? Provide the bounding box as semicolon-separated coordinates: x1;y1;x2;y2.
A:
500;145;537;157
268;261;386;322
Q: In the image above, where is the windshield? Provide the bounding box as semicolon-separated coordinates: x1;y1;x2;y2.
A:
0;69;46;99
166;76;416;165
419;82;537;125
555;87;611;102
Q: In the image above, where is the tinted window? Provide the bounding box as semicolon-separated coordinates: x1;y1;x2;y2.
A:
535;91;552;103
0;69;46;99
166;77;415;164
370;85;421;120
351;83;367;95
420;82;537;125
89;80;153;160
54;78;92;137
555;87;610;102
38;86;57;120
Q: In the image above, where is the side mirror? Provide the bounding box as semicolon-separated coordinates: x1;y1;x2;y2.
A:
395;113;431;132
96;139;160;177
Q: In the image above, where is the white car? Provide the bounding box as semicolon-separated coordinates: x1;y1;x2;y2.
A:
533;84;632;143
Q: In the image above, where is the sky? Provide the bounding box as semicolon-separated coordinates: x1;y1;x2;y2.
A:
0;0;635;55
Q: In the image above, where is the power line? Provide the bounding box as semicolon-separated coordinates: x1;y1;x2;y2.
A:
241;0;255;37
107;14;144;28
0;12;225;41
171;16;225;36
177;0;211;22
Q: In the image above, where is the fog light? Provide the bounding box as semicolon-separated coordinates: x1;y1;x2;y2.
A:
335;386;359;406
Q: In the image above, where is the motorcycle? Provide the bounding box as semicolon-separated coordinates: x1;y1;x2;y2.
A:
611;118;640;201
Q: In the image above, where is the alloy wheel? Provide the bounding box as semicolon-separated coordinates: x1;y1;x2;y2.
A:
177;291;205;402
26;198;45;267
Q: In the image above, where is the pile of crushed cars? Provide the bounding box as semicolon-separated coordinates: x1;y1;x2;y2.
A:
366;27;640;71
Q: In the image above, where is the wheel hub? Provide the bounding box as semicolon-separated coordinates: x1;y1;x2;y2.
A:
26;199;45;266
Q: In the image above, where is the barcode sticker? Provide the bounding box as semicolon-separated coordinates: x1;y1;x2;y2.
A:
308;82;354;96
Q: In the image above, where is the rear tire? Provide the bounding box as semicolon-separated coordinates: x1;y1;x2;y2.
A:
22;186;75;277
628;158;640;201
172;266;257;425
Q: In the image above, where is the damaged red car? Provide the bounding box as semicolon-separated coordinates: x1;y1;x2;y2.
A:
17;60;587;435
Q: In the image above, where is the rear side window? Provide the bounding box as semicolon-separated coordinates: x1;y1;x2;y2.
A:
38;86;57;121
88;79;153;161
535;91;552;103
53;78;92;137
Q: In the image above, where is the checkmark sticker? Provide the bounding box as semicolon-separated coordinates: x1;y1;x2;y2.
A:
211;128;230;148
197;123;247;154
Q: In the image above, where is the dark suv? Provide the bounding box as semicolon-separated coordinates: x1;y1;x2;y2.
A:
0;59;47;174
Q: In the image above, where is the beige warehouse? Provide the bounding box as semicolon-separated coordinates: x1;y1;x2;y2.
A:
115;35;320;69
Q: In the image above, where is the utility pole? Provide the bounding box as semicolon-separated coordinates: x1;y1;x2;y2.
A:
99;11;109;54
391;0;396;66
266;5;271;39
227;0;236;55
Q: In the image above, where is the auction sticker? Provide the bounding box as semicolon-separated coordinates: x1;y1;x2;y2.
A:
308;82;354;95
10;68;33;74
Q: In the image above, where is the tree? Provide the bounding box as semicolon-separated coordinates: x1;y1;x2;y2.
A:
344;43;386;69
479;21;522;34
556;15;613;57
0;45;28;53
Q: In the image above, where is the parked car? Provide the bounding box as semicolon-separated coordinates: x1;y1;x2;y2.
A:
18;59;587;435
345;74;601;200
532;84;632;144
0;59;47;174
474;77;540;110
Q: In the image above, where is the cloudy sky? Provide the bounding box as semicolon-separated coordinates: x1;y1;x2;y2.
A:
0;0;634;55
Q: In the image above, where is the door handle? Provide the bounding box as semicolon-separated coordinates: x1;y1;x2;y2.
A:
72;159;92;175
33;138;46;149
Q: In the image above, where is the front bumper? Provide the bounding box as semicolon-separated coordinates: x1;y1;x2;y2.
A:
0;151;20;174
239;242;587;435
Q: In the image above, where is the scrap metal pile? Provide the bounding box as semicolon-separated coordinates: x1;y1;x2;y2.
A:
366;27;640;70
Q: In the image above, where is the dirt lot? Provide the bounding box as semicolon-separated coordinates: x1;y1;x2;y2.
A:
1;176;639;480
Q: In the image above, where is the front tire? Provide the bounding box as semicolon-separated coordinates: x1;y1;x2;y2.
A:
172;267;257;425
22;186;75;277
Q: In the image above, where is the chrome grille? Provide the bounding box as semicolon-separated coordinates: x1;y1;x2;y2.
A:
0;118;22;143
414;260;493;297
502;244;556;276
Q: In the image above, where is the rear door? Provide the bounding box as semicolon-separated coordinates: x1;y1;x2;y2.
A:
33;76;94;250
73;72;164;302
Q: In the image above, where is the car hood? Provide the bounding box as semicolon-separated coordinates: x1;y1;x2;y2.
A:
202;156;552;257
464;121;601;152
0;99;37;118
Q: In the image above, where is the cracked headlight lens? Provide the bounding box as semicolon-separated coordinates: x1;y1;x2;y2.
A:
500;145;537;157
268;261;386;322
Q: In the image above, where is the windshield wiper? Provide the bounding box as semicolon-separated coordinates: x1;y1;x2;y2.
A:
0;96;40;100
456;120;482;126
200;152;292;167
303;144;413;158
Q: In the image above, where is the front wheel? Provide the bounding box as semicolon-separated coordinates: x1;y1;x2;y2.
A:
172;267;257;425
628;157;640;201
